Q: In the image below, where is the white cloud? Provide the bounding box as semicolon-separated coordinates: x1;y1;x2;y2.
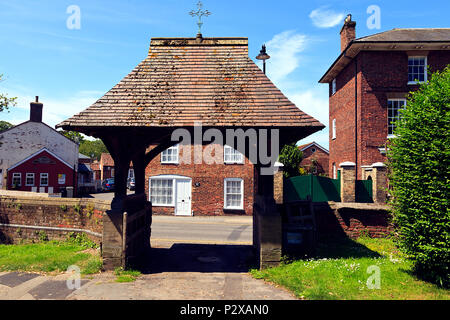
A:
286;88;329;149
309;6;345;28
261;31;308;85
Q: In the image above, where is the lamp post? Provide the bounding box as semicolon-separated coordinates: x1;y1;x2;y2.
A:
256;44;270;74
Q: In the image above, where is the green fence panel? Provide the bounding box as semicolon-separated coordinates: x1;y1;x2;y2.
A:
313;175;341;202
355;179;373;203
285;174;341;203
284;175;312;202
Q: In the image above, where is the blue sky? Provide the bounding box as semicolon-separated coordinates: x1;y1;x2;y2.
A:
0;0;448;148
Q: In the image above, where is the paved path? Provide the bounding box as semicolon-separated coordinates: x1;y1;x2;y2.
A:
0;240;295;300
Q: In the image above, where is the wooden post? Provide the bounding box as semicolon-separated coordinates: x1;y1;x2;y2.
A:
132;149;147;195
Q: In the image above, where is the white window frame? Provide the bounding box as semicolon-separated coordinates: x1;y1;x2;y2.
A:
332;78;337;95
332;163;337;179
408;56;427;85
25;173;35;186
12;173;21;187
40;173;49;186
161;145;179;164
149;177;175;207
332;119;336;140
224;178;244;210
387;98;406;138
223;145;244;164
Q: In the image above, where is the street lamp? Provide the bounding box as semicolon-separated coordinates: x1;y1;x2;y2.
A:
256;44;270;74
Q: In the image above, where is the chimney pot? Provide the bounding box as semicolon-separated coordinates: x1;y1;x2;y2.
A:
340;14;356;52
30;97;43;122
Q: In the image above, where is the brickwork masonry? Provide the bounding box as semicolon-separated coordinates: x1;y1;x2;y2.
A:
0;196;108;244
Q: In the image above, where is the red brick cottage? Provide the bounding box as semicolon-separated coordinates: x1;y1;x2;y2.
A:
7;148;75;193
320;15;450;179
145;144;255;216
298;142;329;176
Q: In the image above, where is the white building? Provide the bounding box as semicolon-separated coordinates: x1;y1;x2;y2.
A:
0;97;79;190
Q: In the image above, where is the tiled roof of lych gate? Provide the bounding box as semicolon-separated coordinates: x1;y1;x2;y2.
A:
57;37;323;129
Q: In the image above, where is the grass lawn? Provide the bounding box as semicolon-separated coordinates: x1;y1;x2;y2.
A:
251;237;450;300
0;240;102;275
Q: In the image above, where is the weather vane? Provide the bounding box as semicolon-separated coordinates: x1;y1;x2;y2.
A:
189;1;212;35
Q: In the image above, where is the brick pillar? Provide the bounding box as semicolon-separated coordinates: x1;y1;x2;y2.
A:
273;162;284;204
340;162;356;202
371;162;387;204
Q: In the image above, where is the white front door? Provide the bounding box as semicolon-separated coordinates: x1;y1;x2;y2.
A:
175;179;192;216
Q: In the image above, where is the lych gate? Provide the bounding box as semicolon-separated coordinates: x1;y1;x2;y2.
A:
57;35;324;270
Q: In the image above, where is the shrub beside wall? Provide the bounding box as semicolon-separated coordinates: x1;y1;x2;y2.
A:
388;66;450;287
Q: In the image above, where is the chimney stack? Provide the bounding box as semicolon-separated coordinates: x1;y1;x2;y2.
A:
30;96;43;122
340;14;356;52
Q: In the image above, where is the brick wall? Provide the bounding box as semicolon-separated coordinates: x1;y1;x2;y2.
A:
0;196;108;244
314;202;393;239
329;55;360;178
145;144;254;216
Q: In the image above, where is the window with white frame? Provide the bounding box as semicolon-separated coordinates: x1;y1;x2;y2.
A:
149;178;174;206
26;173;35;186
333;163;337;179
332;119;336;140
224;178;244;209
40;173;49;186
224;145;244;164
332;79;337;95
388;99;406;136
408;56;427;84
161;145;179;164
12;173;21;187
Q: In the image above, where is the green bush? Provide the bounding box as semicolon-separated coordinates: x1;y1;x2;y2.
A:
278;143;303;178
387;66;450;287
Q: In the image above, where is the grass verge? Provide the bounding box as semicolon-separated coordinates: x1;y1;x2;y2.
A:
250;237;450;300
0;235;102;275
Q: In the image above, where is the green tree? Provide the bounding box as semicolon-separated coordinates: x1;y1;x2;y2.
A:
0;74;17;112
79;139;108;161
387;66;450;288
60;130;85;144
278;143;303;178
0;120;13;132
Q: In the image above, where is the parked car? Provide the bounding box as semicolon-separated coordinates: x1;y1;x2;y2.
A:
127;177;135;191
102;178;115;192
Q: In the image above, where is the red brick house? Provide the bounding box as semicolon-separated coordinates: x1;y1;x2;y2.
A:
99;153;115;180
320;15;450;179
298;142;329;176
145;144;254;216
7;148;75;193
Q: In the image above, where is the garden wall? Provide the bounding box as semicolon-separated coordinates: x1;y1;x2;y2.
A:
0;195;109;244
314;202;394;239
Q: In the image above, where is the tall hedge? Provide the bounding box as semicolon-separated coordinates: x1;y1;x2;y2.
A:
388;66;450;287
